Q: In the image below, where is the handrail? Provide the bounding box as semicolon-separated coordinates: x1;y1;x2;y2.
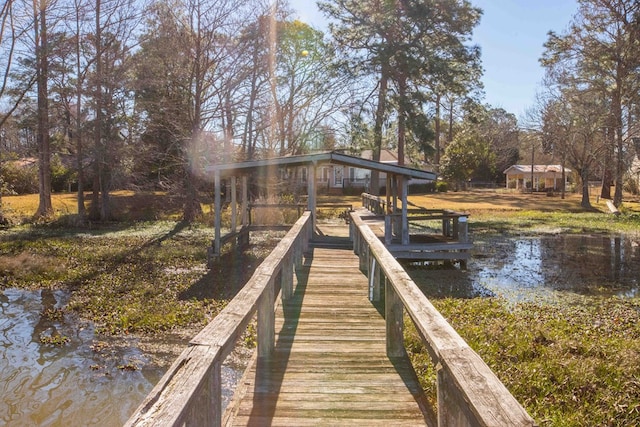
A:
350;212;537;426
125;212;312;427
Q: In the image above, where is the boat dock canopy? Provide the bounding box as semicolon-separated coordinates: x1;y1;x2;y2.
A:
204;150;437;181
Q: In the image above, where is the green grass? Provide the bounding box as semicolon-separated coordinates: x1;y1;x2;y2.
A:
406;297;640;426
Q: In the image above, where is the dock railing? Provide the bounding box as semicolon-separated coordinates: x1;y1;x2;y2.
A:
350;212;537;426
361;192;469;245
125;212;312;427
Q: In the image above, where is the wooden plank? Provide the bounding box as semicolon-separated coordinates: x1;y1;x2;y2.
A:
386;242;473;251
225;246;431;426
606;199;620;215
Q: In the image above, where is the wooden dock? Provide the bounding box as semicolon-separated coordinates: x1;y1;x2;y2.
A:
224;245;433;426
126;212;535;427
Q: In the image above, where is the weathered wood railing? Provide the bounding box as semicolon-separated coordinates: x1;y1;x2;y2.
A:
350;212;537;426
362;192;389;214
125;212;312;427
361;193;469;244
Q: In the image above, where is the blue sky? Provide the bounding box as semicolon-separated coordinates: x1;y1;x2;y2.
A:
289;0;578;120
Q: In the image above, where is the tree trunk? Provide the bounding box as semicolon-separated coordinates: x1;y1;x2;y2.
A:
74;4;86;224
397;76;406;166
34;0;53;219
434;93;441;165
600;135;612;200
580;168;591;208
371;71;389;195
182;167;202;222
613;83;624;207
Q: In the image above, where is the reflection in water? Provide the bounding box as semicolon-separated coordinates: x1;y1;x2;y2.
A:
408;234;640;302
0;289;241;426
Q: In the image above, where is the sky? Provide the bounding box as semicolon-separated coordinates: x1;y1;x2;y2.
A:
288;0;579;121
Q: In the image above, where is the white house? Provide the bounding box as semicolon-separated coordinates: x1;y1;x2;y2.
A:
504;164;572;191
314;149;434;191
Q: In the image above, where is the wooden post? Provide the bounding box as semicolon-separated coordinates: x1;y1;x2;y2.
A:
214;170;221;256
384;215;392;245
386;174;392;214
258;278;275;358
186;359;220;427
401;176;409;245
231;176;237;232
386;280;404;357
242;175;248;227
211;361;222;427
293;237;303;270
392;175;400;237
369;256;382;302
281;253;293;300
307;164;317;234
442;217;450;238
359;238;367;273
458;216;468;243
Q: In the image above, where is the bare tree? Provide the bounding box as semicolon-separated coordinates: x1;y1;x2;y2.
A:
542;0;640;207
87;0;139;221
32;0;54;218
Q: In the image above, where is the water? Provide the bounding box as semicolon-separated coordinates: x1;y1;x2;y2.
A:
408;233;640;302
0;289;242;426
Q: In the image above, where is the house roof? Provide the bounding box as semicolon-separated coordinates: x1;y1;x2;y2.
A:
504;164;572;174
359;149;399;163
205;151;437;181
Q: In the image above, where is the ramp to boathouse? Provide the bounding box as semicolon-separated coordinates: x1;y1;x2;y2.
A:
223;244;432;426
125;212;536;427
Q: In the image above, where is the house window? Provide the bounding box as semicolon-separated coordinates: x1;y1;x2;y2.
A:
301;167;307;183
349;167;355;183
321;167;329;182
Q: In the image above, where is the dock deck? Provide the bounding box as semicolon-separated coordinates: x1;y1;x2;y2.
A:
224;244;433;426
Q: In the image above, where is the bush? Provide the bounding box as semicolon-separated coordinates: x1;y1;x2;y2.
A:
50;155;74;193
1;159;39;195
623;175;639;195
409;182;436;193
436;181;448;193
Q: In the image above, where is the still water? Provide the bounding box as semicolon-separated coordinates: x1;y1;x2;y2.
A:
409;233;640;302
0;289;241;426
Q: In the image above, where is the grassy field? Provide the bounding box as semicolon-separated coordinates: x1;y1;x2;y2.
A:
2;189;640;425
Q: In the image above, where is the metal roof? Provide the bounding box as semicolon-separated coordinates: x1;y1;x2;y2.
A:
205;151;437;180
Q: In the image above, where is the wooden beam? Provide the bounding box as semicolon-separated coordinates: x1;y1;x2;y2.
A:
214;169;221;256
308;163;317;232
242;175;248;226
258;277;275;358
386;278;404;358
231;176;237;232
401;176;409;245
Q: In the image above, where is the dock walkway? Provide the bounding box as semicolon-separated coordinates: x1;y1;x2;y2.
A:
224;243;433;426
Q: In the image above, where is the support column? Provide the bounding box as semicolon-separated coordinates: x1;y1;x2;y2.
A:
258;278;275;358
242;175;248;226
214;170;221;256
385;174;392;240
307;163;317;234
231;176;237;232
401;176;409;245
386;280;404;357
